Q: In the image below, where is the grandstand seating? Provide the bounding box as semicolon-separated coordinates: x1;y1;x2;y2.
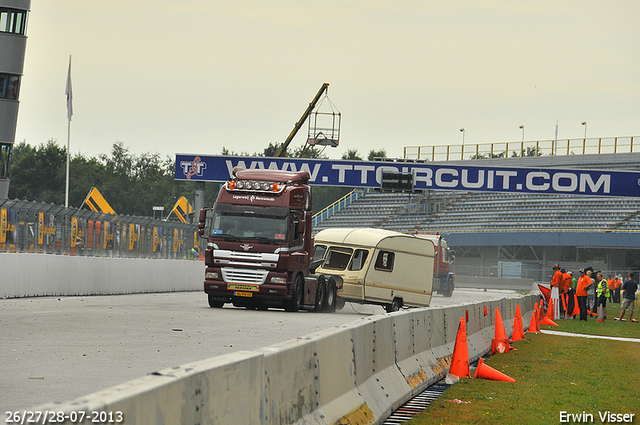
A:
314;190;640;234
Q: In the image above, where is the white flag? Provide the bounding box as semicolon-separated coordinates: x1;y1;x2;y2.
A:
65;56;73;121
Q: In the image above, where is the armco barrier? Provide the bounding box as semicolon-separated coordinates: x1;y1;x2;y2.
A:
0;253;203;298
33;295;537;424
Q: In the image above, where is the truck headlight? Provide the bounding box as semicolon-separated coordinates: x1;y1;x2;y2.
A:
270;277;287;284
206;272;219;279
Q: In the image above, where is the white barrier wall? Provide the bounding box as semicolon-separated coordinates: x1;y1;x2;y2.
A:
34;295;538;425
0;253;204;298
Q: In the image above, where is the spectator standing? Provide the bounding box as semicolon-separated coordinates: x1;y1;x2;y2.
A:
616;273;638;322
607;275;615;303
595;272;609;320
586;270;597;316
550;264;563;319
614;276;623;303
576;269;593;321
561;268;572;318
571;271;577;290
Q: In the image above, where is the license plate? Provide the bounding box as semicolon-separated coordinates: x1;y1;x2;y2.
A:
234;291;253;298
228;283;259;292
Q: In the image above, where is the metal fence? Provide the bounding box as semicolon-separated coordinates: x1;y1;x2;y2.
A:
404;136;639;161
0;198;199;259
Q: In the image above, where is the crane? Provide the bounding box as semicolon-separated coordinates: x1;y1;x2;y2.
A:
274;83;330;157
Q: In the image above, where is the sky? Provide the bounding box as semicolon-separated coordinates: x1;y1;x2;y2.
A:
13;0;640;162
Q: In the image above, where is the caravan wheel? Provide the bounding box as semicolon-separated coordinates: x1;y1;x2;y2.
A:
386;298;402;313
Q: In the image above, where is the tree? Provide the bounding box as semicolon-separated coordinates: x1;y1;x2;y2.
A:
68;154;106;208
8;139;66;204
293;144;327;159
263;142;281;157
367;149;387;161
341;149;362;160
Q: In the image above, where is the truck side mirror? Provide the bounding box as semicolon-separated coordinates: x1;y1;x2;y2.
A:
198;209;207;237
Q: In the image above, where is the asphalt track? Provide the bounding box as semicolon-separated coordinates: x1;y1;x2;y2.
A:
0;288;522;413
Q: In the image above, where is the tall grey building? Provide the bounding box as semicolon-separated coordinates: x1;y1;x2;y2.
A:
0;0;30;199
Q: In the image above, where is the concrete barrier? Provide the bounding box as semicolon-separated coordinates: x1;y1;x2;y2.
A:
32;295;538;424
0;253;203;298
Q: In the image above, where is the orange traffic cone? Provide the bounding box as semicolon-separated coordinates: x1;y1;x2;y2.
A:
484;306;488;316
538;300;544;322
545;299;556;321
511;304;525;342
539;316;558;326
491;308;511;354
596;305;605;322
540;298;558;326
449;317;470;378
474;358;516;382
570;293;580;317
527;311;539;334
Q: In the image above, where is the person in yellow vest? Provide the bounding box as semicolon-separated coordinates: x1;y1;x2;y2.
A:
596;272;609;320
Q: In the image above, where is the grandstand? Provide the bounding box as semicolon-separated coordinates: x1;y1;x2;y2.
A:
313;152;640;282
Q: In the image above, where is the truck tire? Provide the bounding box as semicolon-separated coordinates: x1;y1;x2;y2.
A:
208;294;224;308
444;279;455;298
386;298;402;313
325;278;337;313
335;298;345;311
314;278;326;312
284;275;304;312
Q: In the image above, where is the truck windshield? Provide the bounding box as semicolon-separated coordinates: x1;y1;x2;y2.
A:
210;208;289;243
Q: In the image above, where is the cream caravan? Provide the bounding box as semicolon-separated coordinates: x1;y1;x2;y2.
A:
313;228;435;312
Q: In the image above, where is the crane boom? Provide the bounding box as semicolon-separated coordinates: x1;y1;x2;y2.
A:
275;83;329;157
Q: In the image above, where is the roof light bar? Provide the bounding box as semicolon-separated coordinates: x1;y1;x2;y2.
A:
225;179;285;193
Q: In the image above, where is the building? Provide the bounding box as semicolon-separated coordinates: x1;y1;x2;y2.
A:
0;0;30;199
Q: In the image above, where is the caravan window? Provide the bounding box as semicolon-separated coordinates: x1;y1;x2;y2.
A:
374;251;394;272
348;249;369;271
323;247;353;270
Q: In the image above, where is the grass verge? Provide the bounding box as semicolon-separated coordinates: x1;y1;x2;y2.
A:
406;303;640;425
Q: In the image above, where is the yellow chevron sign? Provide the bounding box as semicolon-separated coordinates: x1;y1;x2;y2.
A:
83;187;115;215
171;196;193;224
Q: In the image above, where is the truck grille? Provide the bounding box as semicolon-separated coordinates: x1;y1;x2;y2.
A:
221;267;269;285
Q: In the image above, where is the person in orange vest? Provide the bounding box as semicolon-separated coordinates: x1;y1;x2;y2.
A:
561;268;573;318
576;269;594;321
607;275;615;303
613;276;623;303
550;264;563;319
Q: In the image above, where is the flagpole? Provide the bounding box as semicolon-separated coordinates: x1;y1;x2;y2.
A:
65;112;70;207
65;55;72;208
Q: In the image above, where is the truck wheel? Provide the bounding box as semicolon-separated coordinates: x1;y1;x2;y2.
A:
314;278;326;312
284;275;303;312
386;298;402;313
208;294;224;308
325;278;337;313
335;298;345;311
444;280;455;298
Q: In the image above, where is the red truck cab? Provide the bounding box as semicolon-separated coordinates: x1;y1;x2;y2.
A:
415;233;455;297
198;167;326;311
